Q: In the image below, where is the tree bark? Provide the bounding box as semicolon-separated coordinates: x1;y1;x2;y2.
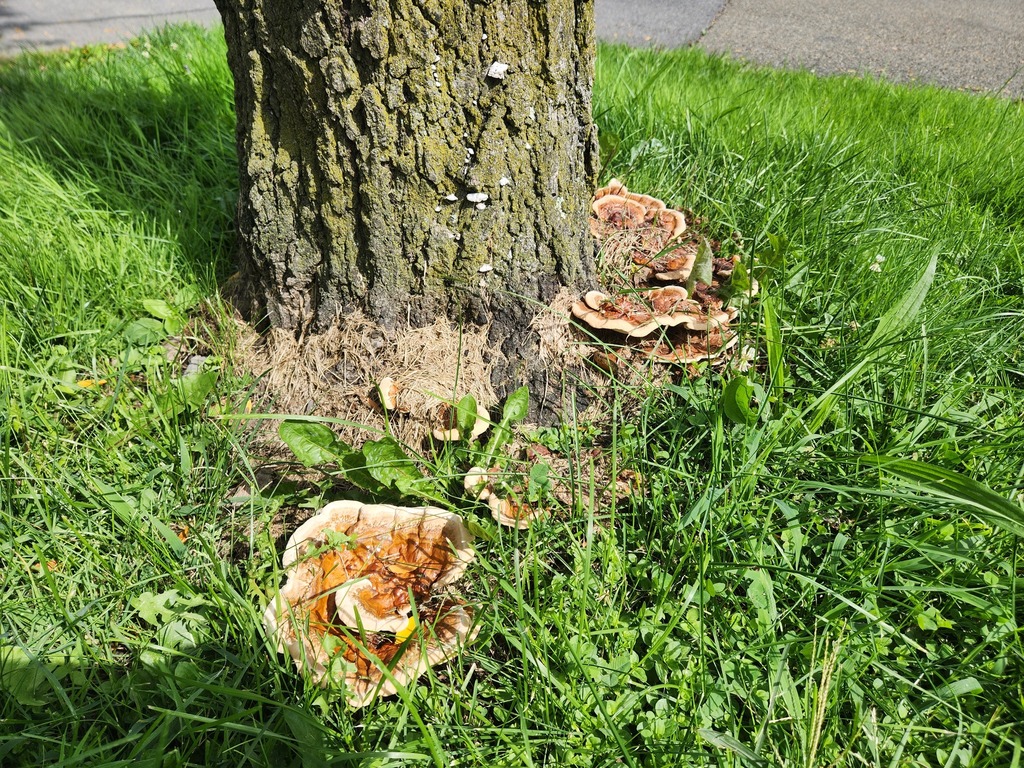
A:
214;0;598;418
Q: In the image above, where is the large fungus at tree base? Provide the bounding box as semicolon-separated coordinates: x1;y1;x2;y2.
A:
591;194;648;230
263;500;477;707
571;286;697;338
574;177;761;376
641;327;740;365
633;240;699;282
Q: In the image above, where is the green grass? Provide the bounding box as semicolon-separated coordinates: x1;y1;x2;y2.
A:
2;25;1024;767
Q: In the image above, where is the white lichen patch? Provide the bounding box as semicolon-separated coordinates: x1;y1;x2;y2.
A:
486;62;509;80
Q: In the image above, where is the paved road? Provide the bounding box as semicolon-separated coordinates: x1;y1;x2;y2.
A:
596;0;725;48
701;0;1024;98
1;0;1022;98
0;1;217;50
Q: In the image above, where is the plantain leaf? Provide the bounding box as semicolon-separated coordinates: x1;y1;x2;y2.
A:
361;437;424;490
142;299;175;320
178;370;218;409
124;317;165;345
501;386;530;424
337;452;388;495
722;376;758;425
278;421;349;466
456;394;479;439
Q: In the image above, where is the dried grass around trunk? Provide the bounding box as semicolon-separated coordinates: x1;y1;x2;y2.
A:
232;311;504;449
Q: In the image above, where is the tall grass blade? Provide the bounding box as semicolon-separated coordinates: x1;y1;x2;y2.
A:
866;249;939;347
805;249;938;433
862;455;1024;538
762;295;785;409
699;728;768;768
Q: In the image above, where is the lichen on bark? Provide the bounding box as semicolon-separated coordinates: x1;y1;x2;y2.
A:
215;0;598;419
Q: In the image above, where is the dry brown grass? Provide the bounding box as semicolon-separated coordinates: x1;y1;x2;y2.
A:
232;310;501;449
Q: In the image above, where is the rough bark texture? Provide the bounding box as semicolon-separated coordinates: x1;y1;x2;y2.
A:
215;0;598;416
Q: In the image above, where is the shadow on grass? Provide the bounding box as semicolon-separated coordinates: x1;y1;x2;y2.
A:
0;26;239;289
0;639;334;765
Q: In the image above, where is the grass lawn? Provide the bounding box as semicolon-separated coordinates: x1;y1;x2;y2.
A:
2;24;1024;767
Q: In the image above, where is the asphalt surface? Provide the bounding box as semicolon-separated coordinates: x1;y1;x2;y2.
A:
0;1;218;51
0;1;1022;98
596;0;724;48
701;0;1024;98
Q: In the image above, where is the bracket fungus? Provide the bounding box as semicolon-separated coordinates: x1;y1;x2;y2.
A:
578;177;760;377
375;377;400;411
686;282;739;331
633;240;700;282
591;179;687;239
641;327;740;365
264;500;477;706
485;61;509;80
655;209;688;240
463;466;495;500
487;495;545;529
591;194;648;230
465;466;546;529
593;178;627;199
432;402;491;442
571;286;698;338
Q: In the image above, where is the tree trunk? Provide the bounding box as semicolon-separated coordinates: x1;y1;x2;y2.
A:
214;0;598;416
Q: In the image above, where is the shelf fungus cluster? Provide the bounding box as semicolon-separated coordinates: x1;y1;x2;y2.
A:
590;178;687;243
578;178;757;368
590;178;690;273
263;500;477;707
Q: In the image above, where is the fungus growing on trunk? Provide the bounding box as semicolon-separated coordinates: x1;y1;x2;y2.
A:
642;327;740;365
591;194;648;230
264;501;477;706
571;286;697;338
